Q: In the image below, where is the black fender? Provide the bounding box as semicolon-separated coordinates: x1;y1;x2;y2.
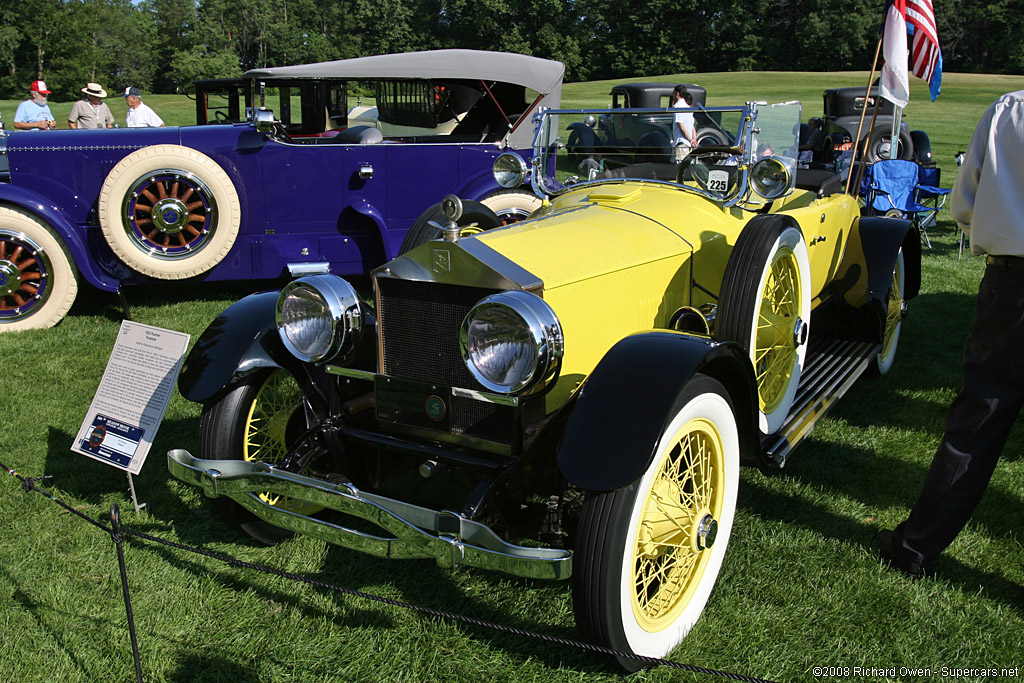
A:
557;331;762;492
812;216;920;344
858;216;921;302
178;290;290;403
179;288;378;413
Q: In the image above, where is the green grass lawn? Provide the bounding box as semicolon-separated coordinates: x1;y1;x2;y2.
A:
1;72;1023;682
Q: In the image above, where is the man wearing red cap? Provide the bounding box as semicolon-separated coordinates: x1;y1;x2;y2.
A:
14;80;57;130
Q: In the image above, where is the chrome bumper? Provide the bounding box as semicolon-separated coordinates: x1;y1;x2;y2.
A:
166;449;571;580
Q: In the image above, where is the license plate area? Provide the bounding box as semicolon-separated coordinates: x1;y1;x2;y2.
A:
375;375;453;432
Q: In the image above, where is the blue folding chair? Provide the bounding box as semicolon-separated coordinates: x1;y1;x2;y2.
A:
915;165;951;232
862;158;950;248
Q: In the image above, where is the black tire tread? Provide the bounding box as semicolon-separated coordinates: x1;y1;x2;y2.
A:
572;374;728;672
399;199;501;254
197;370;295;546
717;215;796;349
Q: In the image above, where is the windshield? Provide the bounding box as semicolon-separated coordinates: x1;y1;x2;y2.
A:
531;101;801;206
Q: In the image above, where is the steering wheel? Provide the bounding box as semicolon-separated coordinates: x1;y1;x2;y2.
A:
677;145;744;199
676;145;742;183
214;110;229;123
274;122;295;144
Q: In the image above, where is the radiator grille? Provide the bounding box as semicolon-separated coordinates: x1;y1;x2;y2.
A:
377;278;515;442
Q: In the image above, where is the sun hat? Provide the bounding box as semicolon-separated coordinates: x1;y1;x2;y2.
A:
82;83;108;98
30;80;51;95
121;86;142;98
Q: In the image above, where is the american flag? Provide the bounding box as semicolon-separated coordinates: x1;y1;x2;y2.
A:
906;0;940;84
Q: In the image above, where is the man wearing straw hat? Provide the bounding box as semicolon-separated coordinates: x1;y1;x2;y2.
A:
68;83;115;129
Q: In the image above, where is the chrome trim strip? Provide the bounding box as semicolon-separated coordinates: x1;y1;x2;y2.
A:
373;239;543;293
287;262;332;276
324;366;518;407
451;387;519;406
10;144;148;152
326;366;375;380
458;239;544;293
167;449;569;580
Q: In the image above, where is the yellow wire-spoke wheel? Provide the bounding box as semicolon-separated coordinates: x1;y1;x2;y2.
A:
571;375;739;672
873;248;906;376
753;246;801;415
457;223;487;237
243;371;323;516
717;216;811;434
631;416;725;631
881;259;902;357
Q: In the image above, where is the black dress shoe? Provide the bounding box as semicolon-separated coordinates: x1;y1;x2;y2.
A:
876;529;926;579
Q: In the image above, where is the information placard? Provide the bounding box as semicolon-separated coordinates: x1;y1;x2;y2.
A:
71;321;190;475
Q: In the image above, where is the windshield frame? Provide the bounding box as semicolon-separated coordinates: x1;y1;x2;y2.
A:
529;101;801;209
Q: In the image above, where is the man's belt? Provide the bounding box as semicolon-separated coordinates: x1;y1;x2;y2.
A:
986;255;1024;269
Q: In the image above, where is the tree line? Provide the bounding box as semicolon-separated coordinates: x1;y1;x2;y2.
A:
2;0;1020;101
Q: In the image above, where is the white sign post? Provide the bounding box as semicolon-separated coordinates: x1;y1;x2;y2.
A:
71;321;190;512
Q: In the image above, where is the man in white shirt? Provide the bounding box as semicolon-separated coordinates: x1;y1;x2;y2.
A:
878;90;1024;578
670;85;696;162
121;87;165;128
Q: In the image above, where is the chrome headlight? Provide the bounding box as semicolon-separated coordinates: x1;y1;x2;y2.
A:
276;275;363;363
460;291;563;394
493;152;527;188
749;156;793;200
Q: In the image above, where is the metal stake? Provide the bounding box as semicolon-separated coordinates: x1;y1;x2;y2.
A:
126;472;147;514
110;504;144;683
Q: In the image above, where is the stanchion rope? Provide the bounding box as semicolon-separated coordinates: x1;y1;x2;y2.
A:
3;462;779;683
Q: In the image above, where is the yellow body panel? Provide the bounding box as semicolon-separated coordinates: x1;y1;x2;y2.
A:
471;181;861;410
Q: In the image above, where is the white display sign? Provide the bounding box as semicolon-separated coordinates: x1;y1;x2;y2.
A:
71;321;190;475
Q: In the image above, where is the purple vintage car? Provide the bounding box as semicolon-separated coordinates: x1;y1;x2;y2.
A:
0;49;563;331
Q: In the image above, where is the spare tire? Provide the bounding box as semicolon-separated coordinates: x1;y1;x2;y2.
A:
399;200;502;254
98;144;241;280
480;189;542;224
911;130;933;165
636;131;672;164
864;127;914;163
697;127;731;147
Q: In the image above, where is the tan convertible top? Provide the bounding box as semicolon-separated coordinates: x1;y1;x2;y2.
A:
244;50;563;147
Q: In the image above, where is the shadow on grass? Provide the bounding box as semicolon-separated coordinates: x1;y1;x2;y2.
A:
164;653;260;683
318;543;599;672
64;275;375;329
1;567;96;680
64;279;287;327
42;422;201;514
37;416;598;670
739;466;1024;614
111;522;600;673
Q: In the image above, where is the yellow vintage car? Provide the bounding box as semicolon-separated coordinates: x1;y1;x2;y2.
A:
168;100;919;670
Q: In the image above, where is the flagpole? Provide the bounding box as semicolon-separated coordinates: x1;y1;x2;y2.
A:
845;34;884;195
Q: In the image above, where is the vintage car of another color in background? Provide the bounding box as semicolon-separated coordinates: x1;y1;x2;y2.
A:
564;81;736;167
0;49;561;331
167;100;919;670
817;85;936;164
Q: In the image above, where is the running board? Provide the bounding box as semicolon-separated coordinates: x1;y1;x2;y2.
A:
763;339;878;468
